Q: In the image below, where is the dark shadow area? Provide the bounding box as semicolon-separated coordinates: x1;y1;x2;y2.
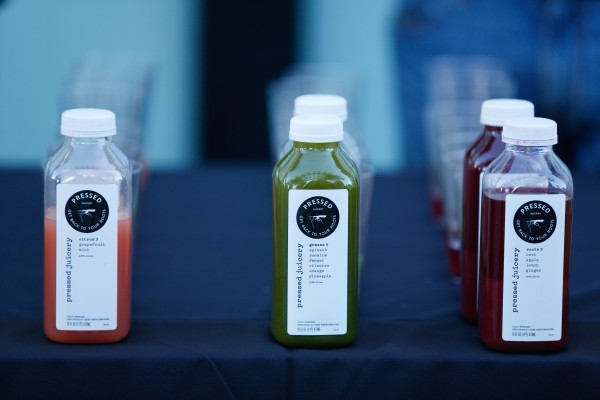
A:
203;0;297;161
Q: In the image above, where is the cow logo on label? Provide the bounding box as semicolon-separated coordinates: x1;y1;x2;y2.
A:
513;200;557;244
65;190;109;233
296;196;340;239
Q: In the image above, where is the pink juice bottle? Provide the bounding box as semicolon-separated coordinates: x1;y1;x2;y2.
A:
44;109;133;344
461;99;534;323
478;117;573;352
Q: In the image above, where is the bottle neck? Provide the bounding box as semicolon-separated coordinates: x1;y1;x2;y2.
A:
506;143;554;155
292;140;341;151
484;125;503;139
66;136;111;146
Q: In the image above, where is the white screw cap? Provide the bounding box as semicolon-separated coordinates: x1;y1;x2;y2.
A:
480;99;534;127
294;94;348;121
502;117;558;146
289;114;344;143
61;108;117;137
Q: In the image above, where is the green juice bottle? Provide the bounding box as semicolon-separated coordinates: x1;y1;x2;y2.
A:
272;114;360;348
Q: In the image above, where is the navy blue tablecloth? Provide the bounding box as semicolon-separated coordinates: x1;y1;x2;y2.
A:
1;165;600;399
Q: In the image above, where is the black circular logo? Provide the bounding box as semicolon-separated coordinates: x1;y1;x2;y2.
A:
296;196;340;239
65;190;109;233
513;200;557;243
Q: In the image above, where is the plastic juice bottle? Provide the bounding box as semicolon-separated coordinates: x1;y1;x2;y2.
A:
272;114;360;348
478;117;573;352
44;108;132;344
461;99;534;323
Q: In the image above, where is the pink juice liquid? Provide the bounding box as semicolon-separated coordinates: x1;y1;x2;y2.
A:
478;193;572;352
44;211;132;344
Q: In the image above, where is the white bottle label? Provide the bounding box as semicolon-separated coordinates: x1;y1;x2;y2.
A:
502;194;566;341
56;184;119;331
287;189;348;335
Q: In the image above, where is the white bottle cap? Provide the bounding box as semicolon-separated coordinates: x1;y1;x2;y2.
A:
294;94;348;121
289;114;344;143
502;117;558;145
61;108;117;137
480;99;534;127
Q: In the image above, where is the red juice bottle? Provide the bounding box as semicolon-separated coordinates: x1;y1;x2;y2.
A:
44;109;133;344
461;99;534;323
478;117;573;352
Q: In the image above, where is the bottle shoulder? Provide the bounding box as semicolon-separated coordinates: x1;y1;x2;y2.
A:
273;147;359;190
467;135;504;170
46;141;129;184
483;149;573;196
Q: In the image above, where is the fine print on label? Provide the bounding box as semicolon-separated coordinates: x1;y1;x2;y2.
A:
56;184;119;331
288;190;348;336
503;194;565;342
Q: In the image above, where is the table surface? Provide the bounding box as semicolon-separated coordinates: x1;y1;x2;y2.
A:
1;165;600;400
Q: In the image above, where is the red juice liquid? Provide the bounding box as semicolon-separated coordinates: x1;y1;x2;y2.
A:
430;186;444;224
445;232;461;278
461;126;504;323
478;193;572;352
44;211;132;344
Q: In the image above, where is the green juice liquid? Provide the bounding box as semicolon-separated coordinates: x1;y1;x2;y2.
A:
272;141;360;348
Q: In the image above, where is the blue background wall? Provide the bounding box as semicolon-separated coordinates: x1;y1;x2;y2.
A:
297;0;402;172
0;0;200;168
0;0;402;172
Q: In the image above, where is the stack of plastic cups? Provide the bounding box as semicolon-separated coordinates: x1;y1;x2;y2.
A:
423;55;517;228
422;55;517;278
266;64;358;162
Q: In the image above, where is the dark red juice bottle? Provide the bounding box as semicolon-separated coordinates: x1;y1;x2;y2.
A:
478;117;573;352
461;99;534;323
